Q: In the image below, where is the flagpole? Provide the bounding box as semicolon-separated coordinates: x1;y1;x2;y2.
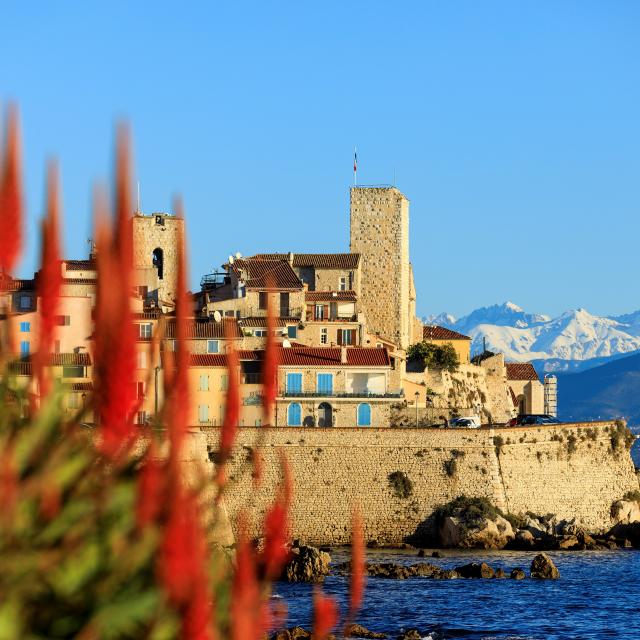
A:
354;146;357;186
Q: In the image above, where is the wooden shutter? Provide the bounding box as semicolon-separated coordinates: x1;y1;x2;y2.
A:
337;329;342;345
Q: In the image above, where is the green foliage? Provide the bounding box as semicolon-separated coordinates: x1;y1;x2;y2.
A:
443;450;465;477
610;419;635;453
407;341;459;372
388;471;413;499
623;490;640;502
431;495;504;529
493;435;504;456
471;350;496;365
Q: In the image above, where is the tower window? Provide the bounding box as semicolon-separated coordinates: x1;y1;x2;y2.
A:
155;215;164;226
152;248;164;280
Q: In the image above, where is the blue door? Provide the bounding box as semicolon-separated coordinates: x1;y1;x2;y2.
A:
287;403;302;426
357;403;371;426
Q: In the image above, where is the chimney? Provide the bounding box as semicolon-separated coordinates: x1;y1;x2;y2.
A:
287;252;294;265
340;346;347;364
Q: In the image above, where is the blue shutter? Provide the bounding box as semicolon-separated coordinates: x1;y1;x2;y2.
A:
317;374;333;394
20;341;30;355
287;373;302;393
357;403;371;426
287;403;302;426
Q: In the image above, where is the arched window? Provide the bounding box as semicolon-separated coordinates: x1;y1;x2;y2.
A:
318;402;333;427
287;403;302;426
152;248;164;280
357;403;371;427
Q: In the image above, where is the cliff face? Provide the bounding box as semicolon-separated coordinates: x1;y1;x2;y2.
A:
204;422;639;545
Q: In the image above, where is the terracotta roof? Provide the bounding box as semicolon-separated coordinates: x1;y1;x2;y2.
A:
305;290;357;302
133;310;164;320
165;318;242;339
49;352;92;366
0;277;35;292
230;258;302;290
423;325;471;341
64;259;96;271
278;346;389;367
161;350;261;367
62;278;97;285
239;317;298;328
505;362;540;381
253;253;360;269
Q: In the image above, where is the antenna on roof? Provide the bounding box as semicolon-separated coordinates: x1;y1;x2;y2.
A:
136;181;141;214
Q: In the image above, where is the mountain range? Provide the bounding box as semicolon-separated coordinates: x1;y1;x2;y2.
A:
424;302;640;425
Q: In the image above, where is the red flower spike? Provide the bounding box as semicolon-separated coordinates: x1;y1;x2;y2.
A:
0;444;17;517
35;161;63;398
349;507;365;619
136;440;164;528
0;104;23;275
261;288;279;426
215;326;240;490
312;588;339;640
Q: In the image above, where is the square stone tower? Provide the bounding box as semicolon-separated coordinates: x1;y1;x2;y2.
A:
132;212;184;305
350;187;411;349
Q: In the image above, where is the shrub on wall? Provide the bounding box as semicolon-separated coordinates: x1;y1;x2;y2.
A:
406;342;459;372
388;471;413;499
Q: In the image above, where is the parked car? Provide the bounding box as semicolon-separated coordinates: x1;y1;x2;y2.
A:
449;416;482;429
508;414;561;427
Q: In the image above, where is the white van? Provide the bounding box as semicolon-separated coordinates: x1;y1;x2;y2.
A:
449;416;482;429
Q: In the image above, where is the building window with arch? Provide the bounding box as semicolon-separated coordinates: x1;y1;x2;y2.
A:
357;403;371;427
152;248;164;280
318;402;333;427
287;402;302;426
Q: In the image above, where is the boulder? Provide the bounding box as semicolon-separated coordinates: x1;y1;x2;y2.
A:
510;568;526;580
397;631;422;640
344;623;387;638
513;529;536;549
494;568;506;579
454;562;495;579
283;545;331;583
611;499;640;525
439;514;514;549
271;627;314;640
557;535;580;550
530;553;560;579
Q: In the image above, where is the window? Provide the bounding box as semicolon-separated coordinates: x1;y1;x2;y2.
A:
198;404;209;423
137;285;148;299
258;291;268;310
339;276;347;291
286;373;303;393
136;381;145;399
314;304;325;320
220;374;228;391
287;403;302;426
20;340;29;355
139;323;152;339
320;328;328;345
136;351;147;369
225;310;235;317
152;248;164;280
254;329;266;337
207;340;219;354
19;296;31;310
55;315;71;326
338;329;355;345
19;321;30;332
287;325;298;339
62;365;84;378
166;339;177;352
137;411;147;425
255;419;262;427
199;374;209;391
317;373;333;395
68;393;80;409
357;403;372;427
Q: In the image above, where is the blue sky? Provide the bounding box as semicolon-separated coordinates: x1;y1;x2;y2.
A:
1;1;638;318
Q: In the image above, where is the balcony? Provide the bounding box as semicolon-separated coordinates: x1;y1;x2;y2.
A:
280;390;403;399
305;312;357;323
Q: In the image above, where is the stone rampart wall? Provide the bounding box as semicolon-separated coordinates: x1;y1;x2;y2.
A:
204;422;639;545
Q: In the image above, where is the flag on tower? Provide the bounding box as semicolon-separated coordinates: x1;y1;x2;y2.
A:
353;150;357;173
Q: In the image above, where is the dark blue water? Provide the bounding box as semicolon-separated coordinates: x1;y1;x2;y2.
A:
275;548;640;639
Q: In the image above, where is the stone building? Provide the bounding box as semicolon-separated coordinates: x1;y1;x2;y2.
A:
422;324;472;364
505;362;545;415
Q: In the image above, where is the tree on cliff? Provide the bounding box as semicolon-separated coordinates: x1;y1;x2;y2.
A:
407;341;460;372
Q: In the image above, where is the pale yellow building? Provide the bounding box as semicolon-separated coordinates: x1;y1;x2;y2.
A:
422;325;472;364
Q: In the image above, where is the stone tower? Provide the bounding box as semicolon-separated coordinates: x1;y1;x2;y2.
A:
350;187;411;349
132;212;184;305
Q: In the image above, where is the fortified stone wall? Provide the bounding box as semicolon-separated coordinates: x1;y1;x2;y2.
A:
204;422;639;545
350;187;410;349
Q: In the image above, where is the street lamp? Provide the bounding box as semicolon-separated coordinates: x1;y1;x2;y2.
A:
414;391;420;428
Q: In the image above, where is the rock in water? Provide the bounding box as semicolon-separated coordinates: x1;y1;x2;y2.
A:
530;553;560;579
439;514;514;549
271;627;312;640
344;623;387;638
510;568;526;580
454;562;495;578
396;631;422;640
283;545;331;583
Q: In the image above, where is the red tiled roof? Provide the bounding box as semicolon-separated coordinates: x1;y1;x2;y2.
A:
64;259;96;271
253;253;360;269
49;352;92;366
62;278;97;285
0;277;35;292
305;290;357;302
423;325;471;341
505;362;540;381
165;317;242;339
239;316;299;328
278;347;389;367
231;258;302;290
161;351;261;367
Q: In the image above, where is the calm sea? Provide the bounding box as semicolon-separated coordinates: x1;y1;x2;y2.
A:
276;435;640;639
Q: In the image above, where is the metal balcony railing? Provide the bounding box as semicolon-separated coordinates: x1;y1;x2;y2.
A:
280;390;404;399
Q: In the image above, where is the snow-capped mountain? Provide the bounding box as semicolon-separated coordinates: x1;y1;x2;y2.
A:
423;302;640;371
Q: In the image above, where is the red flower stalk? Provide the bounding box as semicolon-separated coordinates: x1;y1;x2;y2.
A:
261;289;279;426
0;104;23;275
35;161;63;398
181;578;216;640
231;525;267;640
136;440;164;528
0;444;17;518
214;326;240;490
312;588;338;640
349;507;365;619
93;144;138;460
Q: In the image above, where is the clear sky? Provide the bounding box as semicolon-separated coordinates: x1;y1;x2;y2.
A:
1;1;638;319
